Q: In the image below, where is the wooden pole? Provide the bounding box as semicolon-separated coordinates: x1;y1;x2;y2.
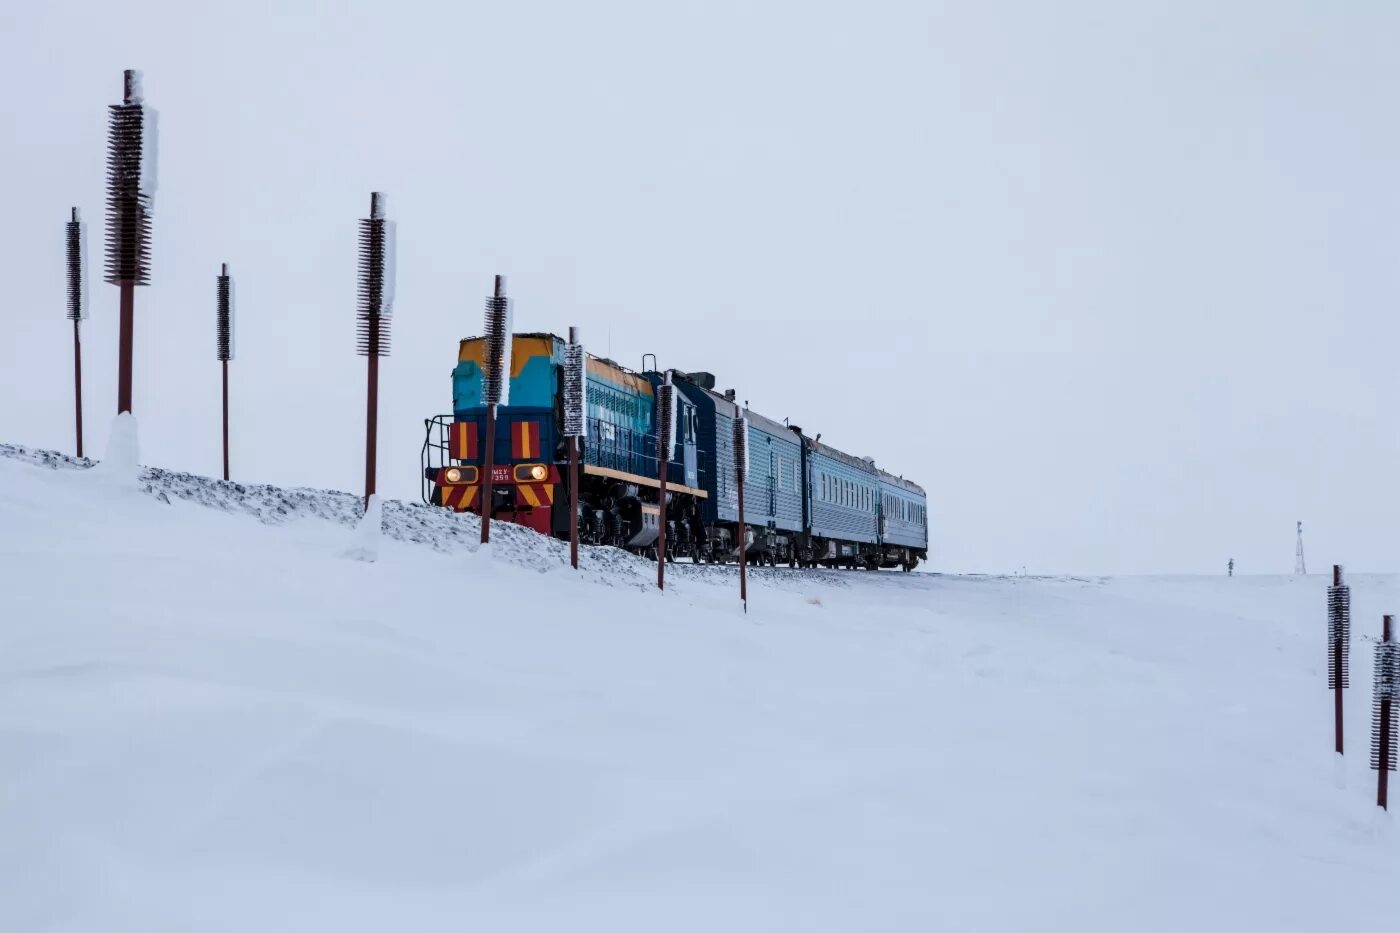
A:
221;359;230;481
566;325;582;569
1380;614;1394;811
1333;564;1344;754
117;281;134;413
657;449;668;591
363;347;378;511
656;374;671;591
72;319;84;458
481;403;497;544
737;466;748;611
569;435;579;569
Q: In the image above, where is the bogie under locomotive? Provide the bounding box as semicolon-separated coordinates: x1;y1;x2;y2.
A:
423;333;928;570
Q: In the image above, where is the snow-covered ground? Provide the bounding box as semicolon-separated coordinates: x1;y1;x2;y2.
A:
2;437;1396;932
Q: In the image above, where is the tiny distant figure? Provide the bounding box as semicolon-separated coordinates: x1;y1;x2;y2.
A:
1228;558;1235;577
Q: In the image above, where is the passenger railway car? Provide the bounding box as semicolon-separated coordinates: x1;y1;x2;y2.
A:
423;332;928;570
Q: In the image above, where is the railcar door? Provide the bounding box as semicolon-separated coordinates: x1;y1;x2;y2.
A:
681;402;699;489
768;450;777;515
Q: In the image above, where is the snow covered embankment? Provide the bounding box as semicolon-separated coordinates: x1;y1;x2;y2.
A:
1;439;1398;933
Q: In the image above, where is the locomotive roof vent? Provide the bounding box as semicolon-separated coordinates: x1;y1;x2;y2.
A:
723;388;736;401
686;371;716;390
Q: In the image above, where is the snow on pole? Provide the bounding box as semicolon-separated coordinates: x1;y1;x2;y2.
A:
216;262;234;363
92;411;141;488
656;372;675;590
1373;615;1399;809
1328;565;1350;755
733;407;749;611
341;493;383;563
216;263;234;481
356;192;394;512
66;208;89;323
105;69;156;415
66;207;88;459
562;336;587;439
479;274;512;545
563;328;586;569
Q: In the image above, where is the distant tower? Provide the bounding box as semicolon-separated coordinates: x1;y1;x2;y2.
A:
1295;521;1307;576
1228;558;1234;577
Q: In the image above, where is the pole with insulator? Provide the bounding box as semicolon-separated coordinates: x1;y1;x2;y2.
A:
104;69;156;415
1373;614;1399;809
480;274;512;544
562;327;587;569
734;407;750;612
65;207;88;457
656;371;676;590
356;192;395;512
1327;565;1350;754
216;263;234;480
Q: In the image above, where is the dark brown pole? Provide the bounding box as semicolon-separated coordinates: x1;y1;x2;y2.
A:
656;375;670;591
564;326;583;569
737;469;748;610
480;274;509;545
657;458;667;590
356;193;391;514
117;282;134;413
72;319;84;458
1335;636;1345;755
481;404;497;543
1334;564;1344;754
221;359;230;481
364;344;378;511
1381;615;1394;810
569;435;579;569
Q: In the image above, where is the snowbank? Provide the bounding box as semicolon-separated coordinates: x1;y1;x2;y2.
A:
0;444;1396;932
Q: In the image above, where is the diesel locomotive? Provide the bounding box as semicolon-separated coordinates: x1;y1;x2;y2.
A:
422;332;928;570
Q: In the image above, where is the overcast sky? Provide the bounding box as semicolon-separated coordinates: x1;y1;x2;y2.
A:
2;1;1395;575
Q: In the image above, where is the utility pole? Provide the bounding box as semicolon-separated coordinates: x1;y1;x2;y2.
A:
1328;565;1350;755
480;275;512;544
104;69;156;416
656;371;675;590
356;192;395;512
65;207;88;457
1295;521;1307;575
215;263;234;480
562;327;586;569
734;408;749;611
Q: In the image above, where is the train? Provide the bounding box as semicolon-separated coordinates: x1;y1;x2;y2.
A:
422;332;928;570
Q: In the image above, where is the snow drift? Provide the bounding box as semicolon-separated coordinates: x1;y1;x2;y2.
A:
0;443;1396;932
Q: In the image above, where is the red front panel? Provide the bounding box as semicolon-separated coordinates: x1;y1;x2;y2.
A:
449;421;479;461
510;420;542;459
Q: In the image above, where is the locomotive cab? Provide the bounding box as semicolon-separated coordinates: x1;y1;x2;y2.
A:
423;333;708;558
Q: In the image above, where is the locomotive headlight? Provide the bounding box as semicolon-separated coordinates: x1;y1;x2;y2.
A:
529;464;547;481
444;467;463;484
514;463;549;482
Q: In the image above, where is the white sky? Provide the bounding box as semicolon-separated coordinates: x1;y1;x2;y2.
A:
2;0;1395;575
